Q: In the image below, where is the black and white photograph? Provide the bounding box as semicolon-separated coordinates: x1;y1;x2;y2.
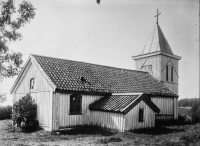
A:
0;0;199;145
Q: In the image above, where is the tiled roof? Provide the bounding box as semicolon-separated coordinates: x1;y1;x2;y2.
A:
32;54;177;97
89;94;140;113
89;94;160;114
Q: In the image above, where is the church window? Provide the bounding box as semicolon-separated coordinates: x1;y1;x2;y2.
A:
171;66;173;82
30;78;35;90
70;94;82;115
166;66;169;81
139;108;144;122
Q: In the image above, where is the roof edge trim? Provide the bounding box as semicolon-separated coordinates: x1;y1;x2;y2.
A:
30;54;57;91
123;94;160;114
132;51;181;60
112;93;143;96
121;94;143;112
10;56;32;94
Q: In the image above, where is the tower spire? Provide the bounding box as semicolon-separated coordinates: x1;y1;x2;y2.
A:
154;9;161;24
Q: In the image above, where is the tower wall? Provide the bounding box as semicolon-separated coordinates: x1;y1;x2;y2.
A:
133;52;180;95
134;55;162;81
160;55;179;95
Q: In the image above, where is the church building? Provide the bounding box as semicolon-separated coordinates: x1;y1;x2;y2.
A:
10;10;181;131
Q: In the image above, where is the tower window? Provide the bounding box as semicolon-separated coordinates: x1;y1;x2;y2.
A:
171;66;173;82
70;94;82;115
166;65;169;81
30;78;35;90
139;108;144;122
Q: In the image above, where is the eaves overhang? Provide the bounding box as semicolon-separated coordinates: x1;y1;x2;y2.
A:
132;51;182;60
10;54;57;94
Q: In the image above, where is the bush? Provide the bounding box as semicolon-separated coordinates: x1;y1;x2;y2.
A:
0;105;12;120
12;93;39;132
189;104;200;123
7;123;20;132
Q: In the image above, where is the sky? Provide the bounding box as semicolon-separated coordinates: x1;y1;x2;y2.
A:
0;0;199;106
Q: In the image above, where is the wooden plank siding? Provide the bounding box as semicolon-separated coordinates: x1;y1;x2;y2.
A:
135;54;179;95
124;100;155;130
163;82;178;95
52;92;103;131
90;111;125;131
174;98;178;119
151;97;176;120
13;62;52;131
161;55;179;94
135;55;161;81
161;55;179;84
90;100;155;131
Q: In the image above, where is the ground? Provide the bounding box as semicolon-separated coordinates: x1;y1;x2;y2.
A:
0;120;199;146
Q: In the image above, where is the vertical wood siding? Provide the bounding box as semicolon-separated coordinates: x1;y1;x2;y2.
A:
163;82;178;95
90;111;125;131
15;62;52;94
135;54;179;95
161;56;179;84
161;55;179;95
12;62;52;131
124;100;155;130
151;97;174;114
151;97;176;120
52;92;103;131
135;55;161;81
14;92;51;130
174;98;178;119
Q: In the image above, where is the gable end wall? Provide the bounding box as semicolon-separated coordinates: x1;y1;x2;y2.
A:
12;61;53;131
124;100;155;131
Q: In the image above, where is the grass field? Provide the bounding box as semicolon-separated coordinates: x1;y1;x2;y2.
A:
0;120;199;146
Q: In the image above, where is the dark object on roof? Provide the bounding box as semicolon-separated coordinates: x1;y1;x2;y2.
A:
97;0;100;4
89;93;160;114
32;54;177;97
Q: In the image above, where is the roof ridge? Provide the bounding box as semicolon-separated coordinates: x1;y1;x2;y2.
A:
31;54;149;74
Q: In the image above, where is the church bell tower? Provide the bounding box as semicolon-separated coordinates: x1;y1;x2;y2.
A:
132;10;181;95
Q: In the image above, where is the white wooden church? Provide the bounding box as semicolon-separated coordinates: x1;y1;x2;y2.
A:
10;12;181;131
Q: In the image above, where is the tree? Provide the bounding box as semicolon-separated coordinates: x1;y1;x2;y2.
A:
0;93;6;103
12;93;38;131
189;102;200;122
0;0;36;80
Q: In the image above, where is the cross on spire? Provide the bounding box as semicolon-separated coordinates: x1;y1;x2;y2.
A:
154;9;161;24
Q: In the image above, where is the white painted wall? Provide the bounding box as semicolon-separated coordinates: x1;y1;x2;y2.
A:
124;100;155;130
52;92;103;130
13;62;52;131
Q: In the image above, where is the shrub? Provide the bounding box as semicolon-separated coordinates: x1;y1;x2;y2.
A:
190;104;200;123
12;93;39;132
7;123;20;132
0;105;12;120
